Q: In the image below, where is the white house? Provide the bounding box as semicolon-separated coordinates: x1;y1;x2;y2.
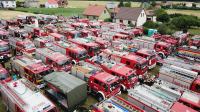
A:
0;0;16;8
114;7;146;27
45;0;58;8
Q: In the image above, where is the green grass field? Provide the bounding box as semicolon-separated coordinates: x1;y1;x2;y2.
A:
166;9;200;18
15;8;84;16
189;28;200;35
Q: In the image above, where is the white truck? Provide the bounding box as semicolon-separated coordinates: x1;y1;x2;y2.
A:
0;78;57;112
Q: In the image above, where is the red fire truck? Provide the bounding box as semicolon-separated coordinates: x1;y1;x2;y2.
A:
69;38;100;57
128;85;197;112
85;36;111;49
71;62;121;101
33;37;51;48
0;78;58;112
132;37;173;59
62;29;81;39
10;56;53;88
33;28;48;37
113;33;132;40
35;48;72;71
92;96;144;112
49;32;66;41
159;65;200;93
101;49;148;76
189;35;200;48
44;25;57;33
0;64;9;80
47;41;88;63
0;29;9;41
135;48;157;69
177;46;200;62
86;55;138;91
9;37;36;55
0;39;11;63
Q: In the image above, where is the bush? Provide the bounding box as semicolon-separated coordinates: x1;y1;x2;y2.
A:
104;18;112;22
158;24;174;35
124;2;131;7
157;13;170;23
143;27;149;35
118;0;124;7
143;21;159;29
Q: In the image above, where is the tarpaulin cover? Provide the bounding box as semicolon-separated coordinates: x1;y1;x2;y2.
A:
44;72;87;109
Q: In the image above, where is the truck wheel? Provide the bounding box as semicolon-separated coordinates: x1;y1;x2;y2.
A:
158;53;165;59
72;60;76;65
97;93;104;102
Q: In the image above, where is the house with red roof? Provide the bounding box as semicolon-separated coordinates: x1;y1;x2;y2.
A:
83;5;110;20
45;0;58;8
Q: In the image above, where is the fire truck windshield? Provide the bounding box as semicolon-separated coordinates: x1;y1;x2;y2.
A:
136;62;148;69
110;81;119;91
0;44;9;52
92;46;99;52
78;51;87;59
0;72;8;80
128;74;135;80
39;69;53;76
57;60;70;66
24;43;35;49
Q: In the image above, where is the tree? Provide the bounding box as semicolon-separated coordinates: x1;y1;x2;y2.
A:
118;0;124;7
124;1;131;7
158;24;173;35
151;0;156;7
143;21;159;29
156;13;170;23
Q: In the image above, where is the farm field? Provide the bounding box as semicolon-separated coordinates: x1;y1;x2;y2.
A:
166;9;200;18
0;10;35;19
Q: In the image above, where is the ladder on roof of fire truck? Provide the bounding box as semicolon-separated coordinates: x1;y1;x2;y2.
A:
129;85;172;110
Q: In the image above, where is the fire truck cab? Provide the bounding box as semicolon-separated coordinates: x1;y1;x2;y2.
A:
113;33;132;40
71;62;121;101
33;28;48;37
9;37;36;55
0;29;9;41
47;41;88;63
101;49;148;76
85;36;110;49
190;35;200;48
34;37;51;48
135;48;157;69
0;78;58;112
11;56;53;88
35;48;72;71
69;38;100;57
0;39;11;62
49;33;66;41
64;30;81;39
87;55;138;91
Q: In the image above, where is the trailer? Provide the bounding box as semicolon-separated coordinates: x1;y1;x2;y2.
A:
0;78;58;112
159;65;200;93
92;96;144;112
43;72;87;111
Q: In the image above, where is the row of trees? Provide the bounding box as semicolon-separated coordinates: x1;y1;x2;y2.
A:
143;9;200;35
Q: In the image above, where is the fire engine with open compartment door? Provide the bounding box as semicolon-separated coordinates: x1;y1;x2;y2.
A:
71;61;121;101
9;37;36;55
0;78;58;112
69;38;100;57
92;96;144;112
132;36;173;59
135;48;157;69
159;65;200;93
0;39;11;63
47;41;88;63
101;49;148;76
86;55;138;91
176;46;200;62
35;48;72;71
10;56;53;88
